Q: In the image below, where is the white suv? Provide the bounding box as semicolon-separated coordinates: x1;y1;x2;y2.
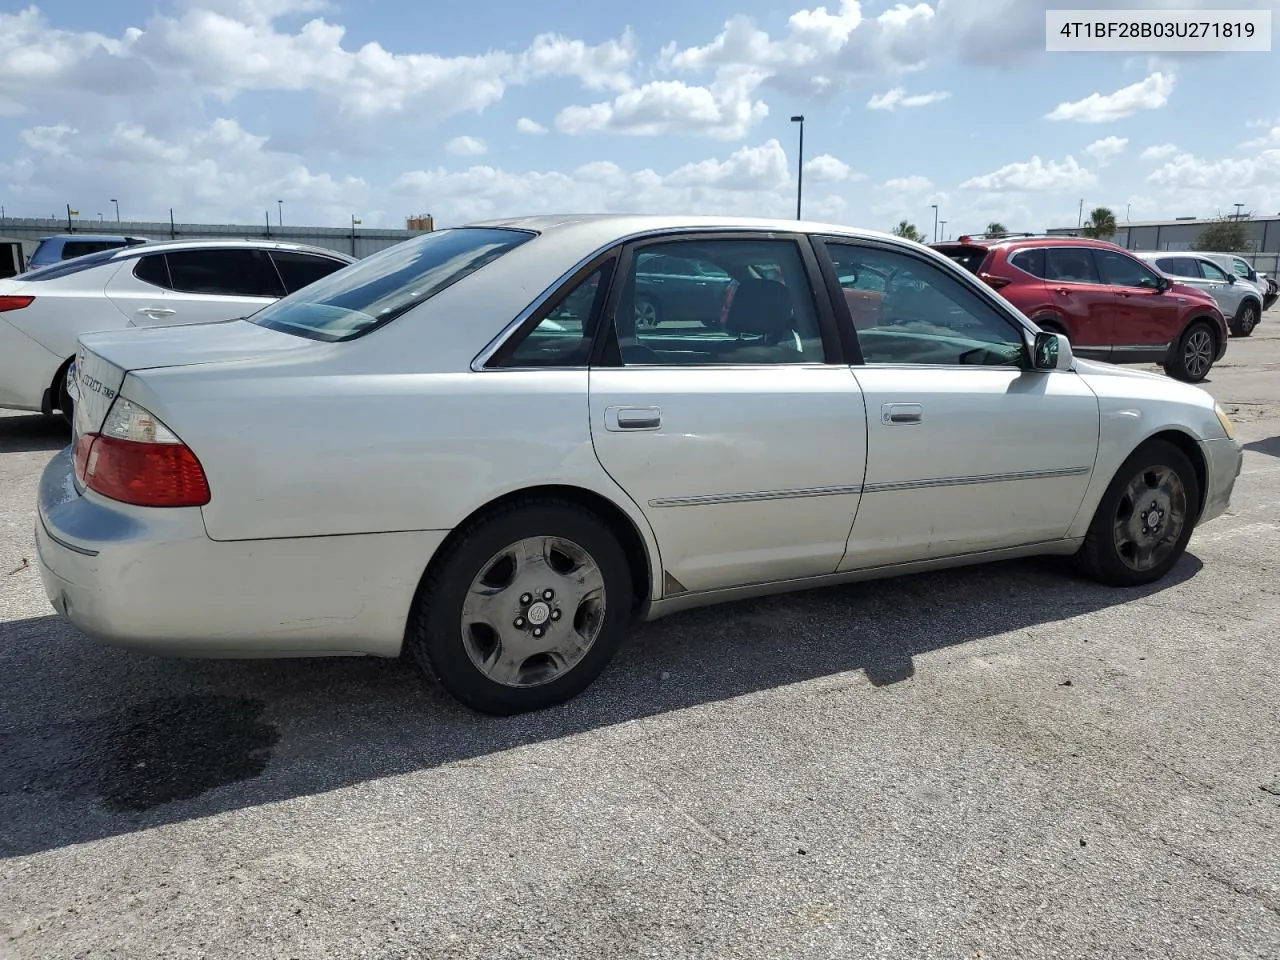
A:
0;238;353;421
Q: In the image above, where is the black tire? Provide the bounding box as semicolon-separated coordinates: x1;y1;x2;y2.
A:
55;360;74;428
1076;439;1200;587
1231;301;1260;337
405;499;633;715
1162;320;1217;383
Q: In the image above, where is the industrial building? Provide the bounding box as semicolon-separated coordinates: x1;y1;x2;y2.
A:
1046;215;1280;276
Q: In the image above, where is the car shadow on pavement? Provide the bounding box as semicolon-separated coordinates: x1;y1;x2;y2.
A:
1244;436;1280;459
0;413;69;455
0;552;1203;859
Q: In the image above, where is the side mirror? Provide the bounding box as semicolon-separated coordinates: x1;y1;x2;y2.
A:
1226;273;1236;284
1033;331;1074;371
1157;276;1171;292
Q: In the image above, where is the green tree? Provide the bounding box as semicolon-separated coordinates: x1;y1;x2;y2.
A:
985;221;1008;237
892;220;927;243
1080;206;1118;239
1195;217;1250;252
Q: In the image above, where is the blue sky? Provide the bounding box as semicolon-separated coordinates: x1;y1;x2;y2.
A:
1;0;1277;234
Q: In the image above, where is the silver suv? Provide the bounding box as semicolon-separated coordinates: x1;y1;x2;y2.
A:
1134;251;1265;337
1199;251;1278;312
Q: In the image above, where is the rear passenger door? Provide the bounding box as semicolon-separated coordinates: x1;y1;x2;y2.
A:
587;233;868;594
105;249;286;326
1042;246;1115;355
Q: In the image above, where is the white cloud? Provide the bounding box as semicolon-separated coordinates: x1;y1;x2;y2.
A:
883;175;933;192
1140;143;1179;160
1084;136;1127;166
866;87;950;111
1147;148;1280;190
555;73;769;139
663;139;789;190
19;124;78;156
960;156;1097;192
803;154;859;183
515;117;547;135
446;135;487;156
1046;72;1174;123
1242;125;1280;149
392;139;807;224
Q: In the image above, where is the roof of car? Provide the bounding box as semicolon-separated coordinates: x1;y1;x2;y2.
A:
935;235;1128;251
464;212;903;244
103;237;354;260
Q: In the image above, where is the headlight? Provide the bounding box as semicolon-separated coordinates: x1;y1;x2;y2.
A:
1214;402;1235;440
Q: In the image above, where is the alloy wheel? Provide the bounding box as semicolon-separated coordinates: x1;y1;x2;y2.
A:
1111;465;1188;572
460;536;607;688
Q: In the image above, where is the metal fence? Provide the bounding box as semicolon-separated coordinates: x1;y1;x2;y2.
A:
0;216;427;260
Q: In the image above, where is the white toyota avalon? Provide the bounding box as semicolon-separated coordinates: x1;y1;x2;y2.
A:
35;214;1243;714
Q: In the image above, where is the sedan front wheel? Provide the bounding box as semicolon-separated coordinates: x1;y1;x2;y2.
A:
1076;439;1200;587
407;499;633;715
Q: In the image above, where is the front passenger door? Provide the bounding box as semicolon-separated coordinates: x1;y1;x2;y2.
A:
821;239;1099;569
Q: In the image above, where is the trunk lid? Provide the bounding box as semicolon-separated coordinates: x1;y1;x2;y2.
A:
71;318;319;434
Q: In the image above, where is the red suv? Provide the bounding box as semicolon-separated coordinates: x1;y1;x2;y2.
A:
932;234;1228;383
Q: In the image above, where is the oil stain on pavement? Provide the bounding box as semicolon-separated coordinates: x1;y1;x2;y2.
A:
4;694;279;816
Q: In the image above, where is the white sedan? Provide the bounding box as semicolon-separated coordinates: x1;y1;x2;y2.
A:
35;214;1243;715
0;238;353;421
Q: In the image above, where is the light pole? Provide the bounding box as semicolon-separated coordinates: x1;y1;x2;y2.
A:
790;115;805;220
931;204;939;242
351;214;361;255
277;199;283;227
939;220;947;241
1234;202;1245;220
111;198;120;222
1126;202;1131;222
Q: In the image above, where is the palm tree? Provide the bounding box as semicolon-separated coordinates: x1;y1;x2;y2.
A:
986;221;1008;237
892;220;927;243
1081;207;1118;240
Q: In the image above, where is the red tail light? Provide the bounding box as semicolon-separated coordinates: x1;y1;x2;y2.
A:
74;398;210;507
0;295;34;312
979;272;1011;289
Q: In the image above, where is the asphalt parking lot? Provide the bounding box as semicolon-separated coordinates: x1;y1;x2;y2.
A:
2;318;1279;959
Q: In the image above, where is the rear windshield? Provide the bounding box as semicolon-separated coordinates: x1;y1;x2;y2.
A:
248;227;535;342
935;245;987;275
19;248;126;280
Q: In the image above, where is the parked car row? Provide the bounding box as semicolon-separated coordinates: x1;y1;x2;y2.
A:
932;234;1231;382
0;238;353;422
32;214;1243;715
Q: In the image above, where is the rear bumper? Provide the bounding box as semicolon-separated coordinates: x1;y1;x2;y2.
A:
36;447;447;658
1198;436;1243;525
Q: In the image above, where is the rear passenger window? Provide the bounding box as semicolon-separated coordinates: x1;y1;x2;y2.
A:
62;240;123;259
1009;248;1045;277
1157;257;1199;277
166;250;286;298
496;264;610;367
271;251;348;294
1044;248;1101;284
133;254;172;289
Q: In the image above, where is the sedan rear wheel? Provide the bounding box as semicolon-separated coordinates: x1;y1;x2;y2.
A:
407;500;632;715
1076;439;1200;587
634;296;660;330
1163;321;1216;383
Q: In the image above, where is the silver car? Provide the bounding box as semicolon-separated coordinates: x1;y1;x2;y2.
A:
36;214;1243;715
1199;250;1278;312
1134;251;1265;337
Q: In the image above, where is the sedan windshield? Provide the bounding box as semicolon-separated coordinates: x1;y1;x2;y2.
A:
248;227;534;342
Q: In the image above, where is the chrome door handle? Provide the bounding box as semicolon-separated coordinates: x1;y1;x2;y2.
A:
605;405;661;431
137;307;176;318
882;402;923;424
1054;288;1071;296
